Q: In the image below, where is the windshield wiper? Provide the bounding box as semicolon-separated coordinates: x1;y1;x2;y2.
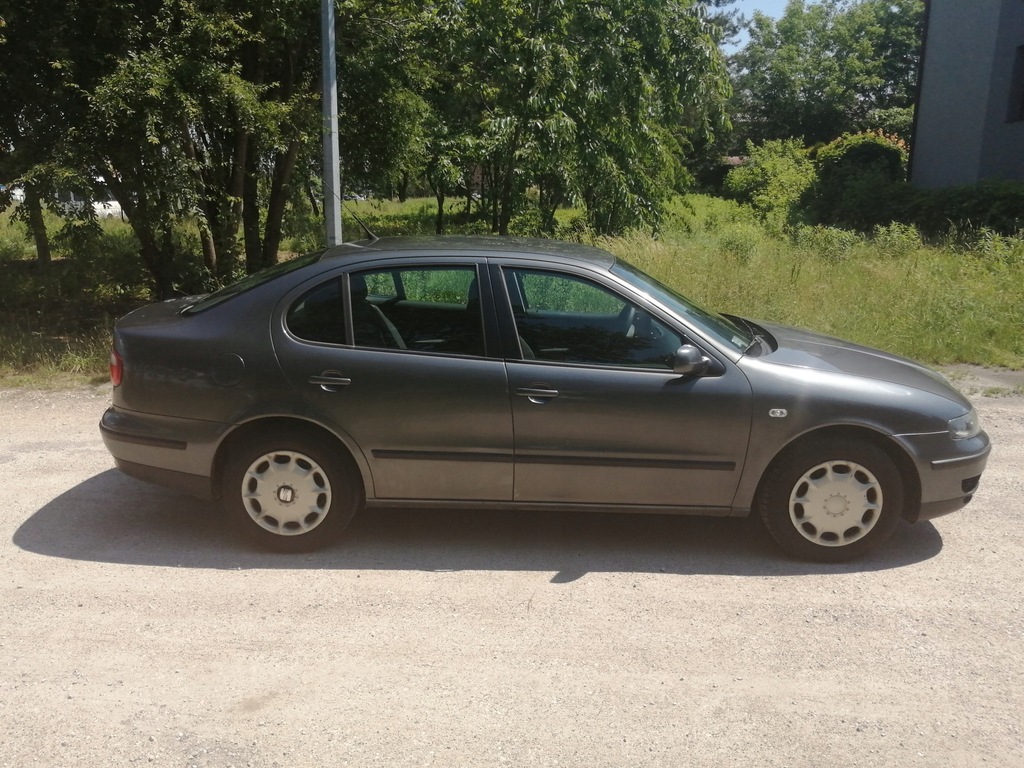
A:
743;334;766;355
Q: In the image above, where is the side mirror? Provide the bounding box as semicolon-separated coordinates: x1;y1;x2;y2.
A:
673;344;710;376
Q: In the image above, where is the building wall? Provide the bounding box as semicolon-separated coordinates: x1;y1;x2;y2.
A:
912;0;1024;188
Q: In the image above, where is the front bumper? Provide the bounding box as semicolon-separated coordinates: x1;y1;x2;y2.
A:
897;430;991;522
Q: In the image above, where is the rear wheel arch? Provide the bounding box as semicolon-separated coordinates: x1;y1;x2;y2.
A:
213;416;367;501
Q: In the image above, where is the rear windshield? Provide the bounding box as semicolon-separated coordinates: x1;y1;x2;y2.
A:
181;251;325;314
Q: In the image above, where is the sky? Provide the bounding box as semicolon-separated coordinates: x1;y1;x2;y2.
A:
730;0;790;21
725;0;790;50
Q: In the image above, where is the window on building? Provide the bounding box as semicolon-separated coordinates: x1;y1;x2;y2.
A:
1008;46;1024;123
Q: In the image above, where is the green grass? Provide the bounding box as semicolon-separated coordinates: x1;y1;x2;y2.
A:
3;193;1023;387
0;322;112;387
606;195;1024;369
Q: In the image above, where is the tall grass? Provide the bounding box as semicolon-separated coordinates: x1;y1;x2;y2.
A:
607;195;1024;368
2;193;1023;386
0;210;145;384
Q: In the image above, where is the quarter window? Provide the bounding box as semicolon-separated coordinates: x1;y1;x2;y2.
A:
286;278;346;344
504;268;683;368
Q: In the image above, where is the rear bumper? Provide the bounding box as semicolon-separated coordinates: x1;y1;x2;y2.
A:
113;457;214;499
100;407;220;499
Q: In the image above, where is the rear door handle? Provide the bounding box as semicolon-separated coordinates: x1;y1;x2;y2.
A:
309;371;352;391
516;386;559;404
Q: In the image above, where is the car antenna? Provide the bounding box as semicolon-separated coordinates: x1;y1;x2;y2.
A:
343;204;378;243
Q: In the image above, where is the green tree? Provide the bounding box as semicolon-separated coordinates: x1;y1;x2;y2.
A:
0;0;136;263
424;0;730;236
723;138;815;230
729;0;924;147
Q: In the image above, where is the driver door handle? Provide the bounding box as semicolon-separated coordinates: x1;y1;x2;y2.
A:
516;386;559;404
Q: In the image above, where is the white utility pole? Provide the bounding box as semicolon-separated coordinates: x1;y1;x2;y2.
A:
322;0;342;246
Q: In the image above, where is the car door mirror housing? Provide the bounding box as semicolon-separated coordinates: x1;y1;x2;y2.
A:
673;345;710;376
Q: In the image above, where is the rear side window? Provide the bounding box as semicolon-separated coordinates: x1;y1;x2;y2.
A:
350;265;484;356
287;278;346;344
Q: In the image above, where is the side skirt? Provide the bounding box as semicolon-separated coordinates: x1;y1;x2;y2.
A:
364;498;745;517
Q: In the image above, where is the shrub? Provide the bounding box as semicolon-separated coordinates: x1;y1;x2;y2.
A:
717;225;762;264
0;229;28;261
722;139;815;233
792;224;863;262
901;180;1024;238
805;131;909;231
815;131;908;183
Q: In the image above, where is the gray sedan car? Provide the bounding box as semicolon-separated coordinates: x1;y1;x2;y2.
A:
100;236;990;561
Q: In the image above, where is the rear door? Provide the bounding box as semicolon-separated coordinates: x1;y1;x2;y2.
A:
273;260;514;502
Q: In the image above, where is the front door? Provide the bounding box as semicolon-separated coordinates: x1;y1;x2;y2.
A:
501;266;752;509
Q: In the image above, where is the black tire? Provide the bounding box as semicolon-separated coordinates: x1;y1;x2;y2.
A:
221;431;361;553
756;438;904;563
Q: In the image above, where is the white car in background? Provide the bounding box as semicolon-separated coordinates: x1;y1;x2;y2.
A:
55;188;123;219
1;185;25;205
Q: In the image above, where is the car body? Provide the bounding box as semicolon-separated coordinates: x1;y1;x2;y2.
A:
100;236;990;561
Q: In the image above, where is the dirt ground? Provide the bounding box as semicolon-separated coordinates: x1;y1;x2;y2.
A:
1;371;1022;767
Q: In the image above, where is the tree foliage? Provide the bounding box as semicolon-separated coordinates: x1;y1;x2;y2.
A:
1;0;731;295
722;138;815;230
729;0;924;147
419;0;731;235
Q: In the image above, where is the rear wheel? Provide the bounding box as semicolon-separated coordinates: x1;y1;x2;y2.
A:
757;438;904;562
221;432;360;552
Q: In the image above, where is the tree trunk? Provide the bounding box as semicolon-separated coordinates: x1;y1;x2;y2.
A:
242;140;263;274
262;139;301;267
435;191;445;234
23;185;51;264
199;225;217;274
488;164;499;233
305;183;321;219
135;227;175;300
215;129;250;280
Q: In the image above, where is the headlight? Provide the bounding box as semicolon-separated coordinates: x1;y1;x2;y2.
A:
949;409;981;440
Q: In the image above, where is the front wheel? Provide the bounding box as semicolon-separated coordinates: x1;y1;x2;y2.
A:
756;438;904;562
221;432;360;553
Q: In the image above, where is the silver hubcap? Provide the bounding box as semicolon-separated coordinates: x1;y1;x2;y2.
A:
240;450;331;536
789;460;883;547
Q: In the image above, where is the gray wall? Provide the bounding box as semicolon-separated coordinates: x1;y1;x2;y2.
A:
912;0;1024;188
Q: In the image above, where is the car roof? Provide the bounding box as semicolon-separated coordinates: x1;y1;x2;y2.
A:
321;235;617;269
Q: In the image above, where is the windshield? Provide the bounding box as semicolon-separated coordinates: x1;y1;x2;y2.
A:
182;250;325;314
611;261;754;352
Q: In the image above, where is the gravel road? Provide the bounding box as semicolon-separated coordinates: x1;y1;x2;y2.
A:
1;380;1022;767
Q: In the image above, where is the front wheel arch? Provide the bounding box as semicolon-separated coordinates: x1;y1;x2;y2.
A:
754;428;919;562
754;426;921;520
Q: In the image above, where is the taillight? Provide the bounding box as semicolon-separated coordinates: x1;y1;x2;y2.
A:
109;348;123;387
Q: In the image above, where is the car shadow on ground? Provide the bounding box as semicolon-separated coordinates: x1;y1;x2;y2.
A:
13;470;944;579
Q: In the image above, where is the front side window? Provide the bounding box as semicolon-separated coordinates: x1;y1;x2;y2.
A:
350;265;484;356
504;268;683;368
612;261;753;352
